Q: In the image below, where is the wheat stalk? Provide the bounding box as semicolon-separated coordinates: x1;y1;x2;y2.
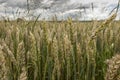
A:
0;45;7;80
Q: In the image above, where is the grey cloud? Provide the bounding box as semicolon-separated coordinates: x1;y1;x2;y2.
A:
1;0;96;12
0;0;6;4
29;0;70;9
6;0;27;9
0;0;119;20
49;3;94;14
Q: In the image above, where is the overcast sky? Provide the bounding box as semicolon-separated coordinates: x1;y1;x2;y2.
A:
0;0;119;20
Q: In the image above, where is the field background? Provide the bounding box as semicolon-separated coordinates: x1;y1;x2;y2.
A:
0;19;120;80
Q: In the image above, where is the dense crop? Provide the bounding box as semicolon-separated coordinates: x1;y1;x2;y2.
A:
0;16;120;80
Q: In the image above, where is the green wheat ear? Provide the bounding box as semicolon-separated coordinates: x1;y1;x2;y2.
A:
90;13;117;41
90;0;120;41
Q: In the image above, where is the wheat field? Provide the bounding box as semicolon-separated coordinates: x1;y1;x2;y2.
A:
0;17;120;80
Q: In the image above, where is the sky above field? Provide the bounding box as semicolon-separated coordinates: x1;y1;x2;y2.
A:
0;0;119;20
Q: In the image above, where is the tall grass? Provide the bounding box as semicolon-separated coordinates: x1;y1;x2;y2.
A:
0;17;120;80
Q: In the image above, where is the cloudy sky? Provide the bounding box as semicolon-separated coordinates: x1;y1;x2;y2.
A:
0;0;119;20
